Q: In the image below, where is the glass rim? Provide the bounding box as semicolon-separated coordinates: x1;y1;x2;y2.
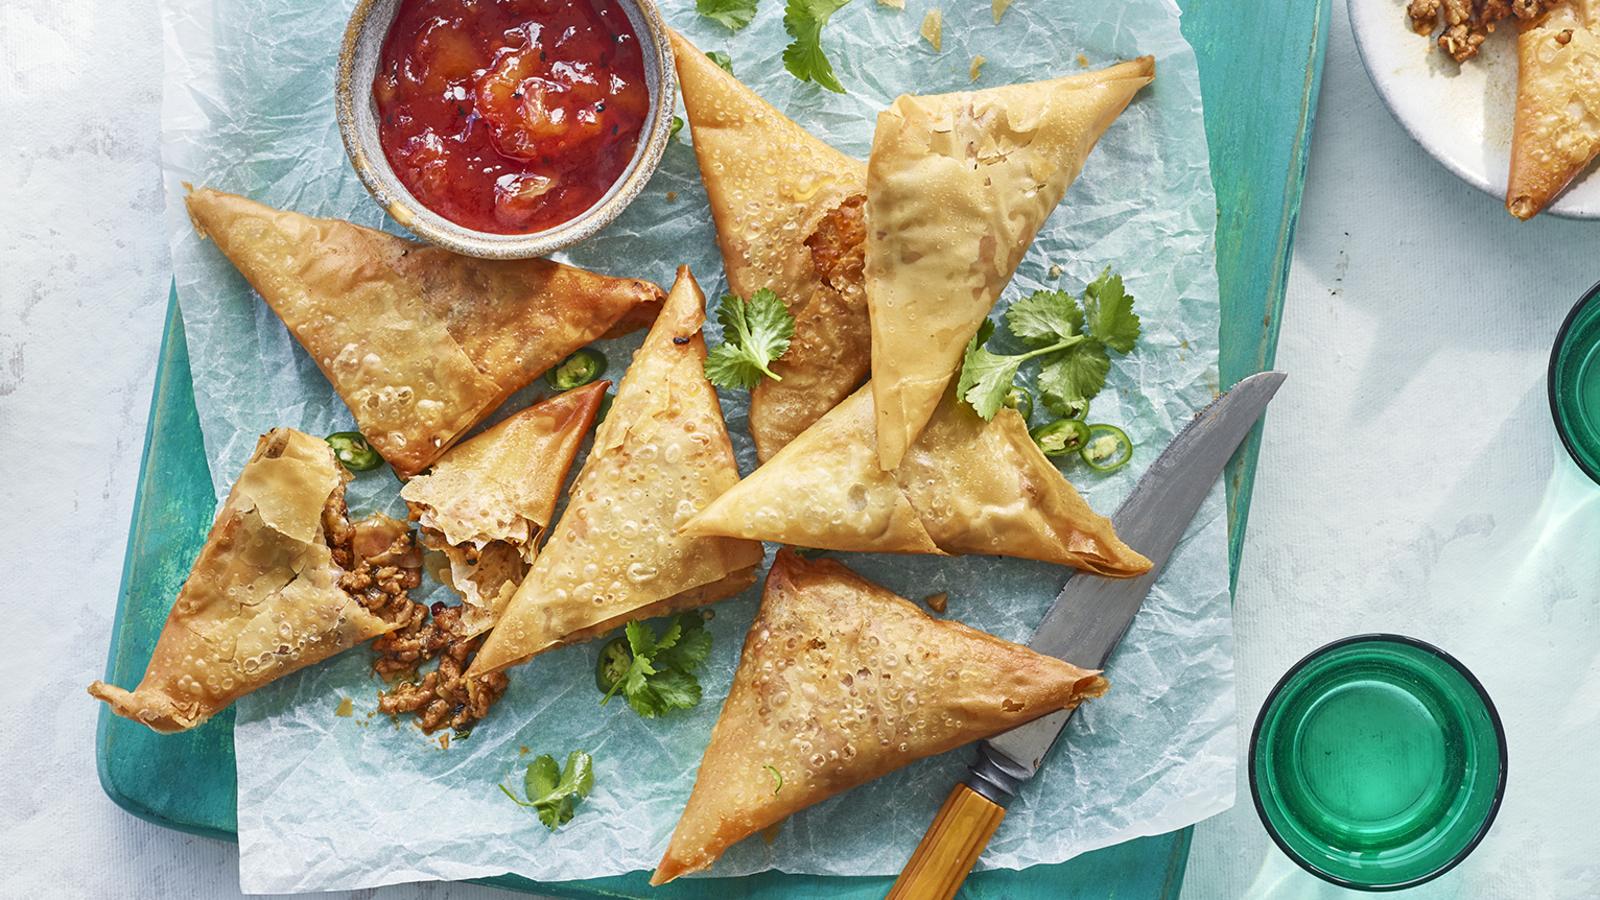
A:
1247;633;1509;892
1548;279;1600;486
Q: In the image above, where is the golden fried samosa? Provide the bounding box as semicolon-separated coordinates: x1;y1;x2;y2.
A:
651;551;1108;884
88;429;417;733
685;384;1150;577
399;382;607;638
469;268;764;675
1507;2;1600;219
866;60;1155;468
184;188;663;477
671;31;872;460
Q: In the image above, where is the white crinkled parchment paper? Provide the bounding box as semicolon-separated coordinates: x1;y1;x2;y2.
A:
159;0;1232;891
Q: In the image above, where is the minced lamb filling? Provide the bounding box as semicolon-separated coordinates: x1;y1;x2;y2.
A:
321;489;510;735
1407;0;1561;62
806;193;867;293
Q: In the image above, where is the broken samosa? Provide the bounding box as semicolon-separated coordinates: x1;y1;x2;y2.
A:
399;381;608;638
469;268;764;675
685;384;1150;577
89;429;421;733
671;31;872;460
1507;2;1600;219
651;550;1108;884
184;188;663;477
866;59;1155;468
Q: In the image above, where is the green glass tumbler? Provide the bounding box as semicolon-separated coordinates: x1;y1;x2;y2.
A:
1551;280;1600;485
1250;635;1507;890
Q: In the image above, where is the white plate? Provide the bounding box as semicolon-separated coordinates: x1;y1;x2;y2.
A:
1348;0;1600;218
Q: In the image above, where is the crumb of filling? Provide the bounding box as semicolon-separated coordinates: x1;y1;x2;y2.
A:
1407;0;1562;63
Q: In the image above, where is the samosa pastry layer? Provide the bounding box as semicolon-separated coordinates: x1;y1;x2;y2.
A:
866;59;1154;468
685;384;1150;577
652;551;1108;884
470;268;763;675
671;31;872;460
88;429;419;733
1507;1;1600;219
400;382;607;638
184;188;663;476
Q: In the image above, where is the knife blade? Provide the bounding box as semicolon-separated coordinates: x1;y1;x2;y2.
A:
888;371;1285;900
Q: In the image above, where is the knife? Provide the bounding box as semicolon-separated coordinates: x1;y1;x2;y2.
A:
887;371;1287;900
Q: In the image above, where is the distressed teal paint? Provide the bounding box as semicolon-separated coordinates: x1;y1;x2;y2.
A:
95;1;1328;893
1179;0;1332;590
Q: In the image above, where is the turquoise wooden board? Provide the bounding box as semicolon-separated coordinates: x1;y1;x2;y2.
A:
95;1;1329;895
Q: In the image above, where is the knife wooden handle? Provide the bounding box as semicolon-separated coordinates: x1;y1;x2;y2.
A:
887;783;1007;900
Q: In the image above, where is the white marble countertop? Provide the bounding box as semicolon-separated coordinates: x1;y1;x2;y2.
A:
3;0;1595;896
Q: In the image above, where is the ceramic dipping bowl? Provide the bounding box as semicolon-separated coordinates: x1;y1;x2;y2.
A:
335;0;677;259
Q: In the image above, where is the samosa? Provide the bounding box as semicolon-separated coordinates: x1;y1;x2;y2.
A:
651;550;1108;884
684;384;1150;577
184;188;663;476
89;429;421;733
1507;1;1600;219
867;60;1155;468
671;31;872;460
469;268;764;675
399;382;607;638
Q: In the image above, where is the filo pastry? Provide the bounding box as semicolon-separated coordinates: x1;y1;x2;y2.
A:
399;382;608;638
671;31;871;460
1507;1;1600;219
185;188;662;476
684;384;1150;577
866;60;1154;469
469;268;763;675
89;429;419;733
651;550;1108;884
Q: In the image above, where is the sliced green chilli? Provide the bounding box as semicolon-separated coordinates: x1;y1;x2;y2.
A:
1080;423;1133;472
1030;419;1091;457
547;348;608;390
325;431;383;472
595;637;632;694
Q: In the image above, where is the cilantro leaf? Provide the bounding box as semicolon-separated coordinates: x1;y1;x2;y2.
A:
555;750;594;801
1083;269;1140;353
602;615;715;718
625;619;657;662
954;319;997;397
706;50;735;74
1037;341;1110;412
697;0;759;31
502;750;595;830
668;115;684;141
525;754;560;802
704;289;795;389
959;345;1028;421
1005;289;1083;346
656;616;713;672
783;0;853;94
649;668;703;711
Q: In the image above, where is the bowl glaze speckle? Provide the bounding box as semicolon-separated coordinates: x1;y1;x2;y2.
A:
335;0;677;259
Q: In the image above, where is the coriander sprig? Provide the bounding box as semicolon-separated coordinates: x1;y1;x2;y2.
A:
958;268;1141;420
783;0;854;93
500;750;595;831
598;614;715;718
704;289;796;389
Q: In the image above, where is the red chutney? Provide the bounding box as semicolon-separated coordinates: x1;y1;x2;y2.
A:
373;0;650;234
